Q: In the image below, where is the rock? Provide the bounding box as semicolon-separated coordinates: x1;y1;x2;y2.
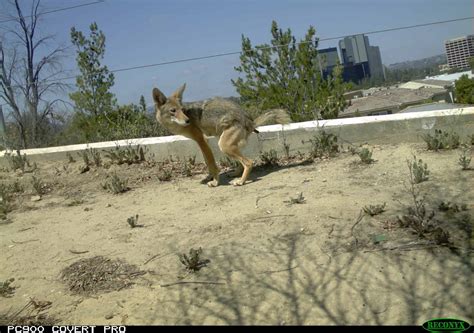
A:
105;313;114;320
31;195;41;202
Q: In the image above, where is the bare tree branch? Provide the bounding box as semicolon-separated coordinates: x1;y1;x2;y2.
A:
0;0;68;148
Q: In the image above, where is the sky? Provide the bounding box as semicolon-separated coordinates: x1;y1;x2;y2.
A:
1;0;473;107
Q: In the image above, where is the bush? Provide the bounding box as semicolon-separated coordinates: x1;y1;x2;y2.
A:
307;130;339;158
408;156;430;184
422;129;460;151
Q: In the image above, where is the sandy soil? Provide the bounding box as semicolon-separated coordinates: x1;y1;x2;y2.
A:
0;142;473;325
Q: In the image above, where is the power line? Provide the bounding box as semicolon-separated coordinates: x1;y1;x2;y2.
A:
1;15;473;95
50;16;474;79
0;0;105;24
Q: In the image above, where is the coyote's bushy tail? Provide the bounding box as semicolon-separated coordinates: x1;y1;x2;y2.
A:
253;108;292;128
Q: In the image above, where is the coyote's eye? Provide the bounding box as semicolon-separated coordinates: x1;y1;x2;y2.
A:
169;108;176;114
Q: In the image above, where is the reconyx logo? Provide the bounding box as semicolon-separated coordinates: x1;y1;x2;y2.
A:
422;318;471;333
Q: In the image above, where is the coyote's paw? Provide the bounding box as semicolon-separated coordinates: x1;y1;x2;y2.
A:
230;179;245;186
207;179;219;187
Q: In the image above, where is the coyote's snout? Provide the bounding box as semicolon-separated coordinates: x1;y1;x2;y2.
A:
153;84;290;187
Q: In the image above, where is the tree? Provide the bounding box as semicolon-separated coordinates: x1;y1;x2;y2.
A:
68;24;169;143
70;22;116;118
469;57;474;74
232;21;348;121
315;62;348;119
0;0;68;148
139;95;147;112
454;74;474;104
69;22;118;141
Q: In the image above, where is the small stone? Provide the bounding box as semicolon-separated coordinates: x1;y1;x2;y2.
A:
31;195;41;202
105;313;114;320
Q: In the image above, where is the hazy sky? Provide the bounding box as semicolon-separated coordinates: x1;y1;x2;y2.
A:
1;0;473;106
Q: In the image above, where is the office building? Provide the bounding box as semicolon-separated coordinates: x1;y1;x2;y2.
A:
338;34;385;83
445;35;474;69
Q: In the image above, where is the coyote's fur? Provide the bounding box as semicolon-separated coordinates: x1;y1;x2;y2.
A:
152;84;290;186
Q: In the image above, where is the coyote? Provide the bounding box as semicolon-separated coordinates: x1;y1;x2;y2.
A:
152;84;290;186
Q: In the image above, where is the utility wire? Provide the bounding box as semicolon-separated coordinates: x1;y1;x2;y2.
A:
0;15;473;97
0;0;105;24
37;16;474;80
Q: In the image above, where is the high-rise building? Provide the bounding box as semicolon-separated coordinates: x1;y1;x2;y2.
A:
367;45;384;79
339;35;369;65
338;34;385;82
445;35;474;69
318;47;340;79
318;47;340;68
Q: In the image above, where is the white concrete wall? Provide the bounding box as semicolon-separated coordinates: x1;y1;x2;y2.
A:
1;107;473;166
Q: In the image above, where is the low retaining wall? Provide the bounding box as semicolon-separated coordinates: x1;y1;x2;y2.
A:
1;107;473;166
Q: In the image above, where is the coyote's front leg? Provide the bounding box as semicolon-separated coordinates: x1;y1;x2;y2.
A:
193;133;220;187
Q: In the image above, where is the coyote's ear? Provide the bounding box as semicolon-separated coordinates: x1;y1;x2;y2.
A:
152;87;167;107
170;83;186;103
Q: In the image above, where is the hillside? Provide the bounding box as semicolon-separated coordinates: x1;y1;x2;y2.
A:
387;54;447;71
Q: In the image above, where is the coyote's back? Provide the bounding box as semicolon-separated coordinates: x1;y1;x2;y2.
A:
185;97;291;137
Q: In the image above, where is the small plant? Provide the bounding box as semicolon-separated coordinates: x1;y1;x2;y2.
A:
0;199;12;220
219;156;240;170
178;248;209;272
127;214;143;228
78;150;90;166
282;137;291;159
422;129;460;151
66;152;76;163
0;183;21;220
4;150;36;173
181;159;194;177
358;148;374;164
260;149;279;167
348;146;359;155
78;148;102;167
157;168;173;181
438;201;467;213
187;156;196;166
458;149;471;170
398;157;450;245
103;173;129;194
31;176;48;196
284;192;306;205
306;130;339;158
408;156;430;184
0;278;16;298
105;144;147;165
363;203;386;216
89;148;102;167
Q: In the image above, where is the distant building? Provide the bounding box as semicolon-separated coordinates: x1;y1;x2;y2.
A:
444;35;474;69
338;34;385;83
318;47;340;79
367;46;384;79
318;47;339;68
339;35;369;64
339;86;448;118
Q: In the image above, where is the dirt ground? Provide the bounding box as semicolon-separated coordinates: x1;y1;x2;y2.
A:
1;142;473;325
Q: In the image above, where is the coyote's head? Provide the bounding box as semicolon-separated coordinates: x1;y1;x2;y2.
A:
152;84;190;127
